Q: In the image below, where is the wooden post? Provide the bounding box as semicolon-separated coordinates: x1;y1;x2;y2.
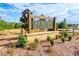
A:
72;25;75;35
28;10;32;34
53;17;56;31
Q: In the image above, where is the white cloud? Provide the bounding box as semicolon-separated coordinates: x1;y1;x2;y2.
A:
0;3;79;24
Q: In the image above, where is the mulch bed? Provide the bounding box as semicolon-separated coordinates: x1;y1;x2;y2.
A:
0;35;79;56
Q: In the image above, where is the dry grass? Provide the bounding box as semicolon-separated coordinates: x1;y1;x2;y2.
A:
6;43;16;55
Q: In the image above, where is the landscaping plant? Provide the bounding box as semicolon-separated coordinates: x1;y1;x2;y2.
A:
61;35;65;43
47;36;51;41
47;36;55;46
61;30;68;38
18;34;28;47
68;35;72;41
33;38;40;48
49;38;55;46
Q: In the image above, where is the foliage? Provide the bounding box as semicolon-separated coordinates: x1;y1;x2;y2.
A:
47;36;55;46
0;20;6;30
61;35;65;43
47;36;51;41
61;30;69;38
14;23;22;29
20;9;30;30
68;35;72;41
0;19;22;31
58;19;67;29
33;38;40;49
18;34;28;47
49;38;55;46
29;38;40;49
21;23;28;30
61;30;69;43
20;17;27;23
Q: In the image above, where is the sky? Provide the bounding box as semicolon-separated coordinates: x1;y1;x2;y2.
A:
0;3;79;24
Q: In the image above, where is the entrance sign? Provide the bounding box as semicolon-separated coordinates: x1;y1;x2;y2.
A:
22;9;57;33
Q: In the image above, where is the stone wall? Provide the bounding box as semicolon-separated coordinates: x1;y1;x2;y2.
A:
26;31;59;43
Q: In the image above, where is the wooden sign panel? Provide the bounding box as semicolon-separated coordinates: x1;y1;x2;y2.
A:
32;19;53;30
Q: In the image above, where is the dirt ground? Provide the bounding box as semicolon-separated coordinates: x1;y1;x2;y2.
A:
0;35;79;56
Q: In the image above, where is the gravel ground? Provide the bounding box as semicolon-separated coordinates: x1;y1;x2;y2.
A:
0;35;79;56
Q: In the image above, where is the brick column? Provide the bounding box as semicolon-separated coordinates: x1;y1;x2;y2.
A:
53;17;56;31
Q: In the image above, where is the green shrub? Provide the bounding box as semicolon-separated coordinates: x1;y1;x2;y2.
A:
0;26;5;31
61;35;65;43
61;31;68;38
33;38;40;49
68;35;72;41
64;31;68;38
49;38;55;46
18;34;27;47
47;36;51;41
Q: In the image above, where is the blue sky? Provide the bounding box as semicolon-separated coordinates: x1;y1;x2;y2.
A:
0;3;79;24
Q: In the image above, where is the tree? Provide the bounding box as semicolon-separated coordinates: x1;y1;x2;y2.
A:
0;20;6;30
0;19;22;31
58;18;67;29
14;23;22;29
20;9;31;30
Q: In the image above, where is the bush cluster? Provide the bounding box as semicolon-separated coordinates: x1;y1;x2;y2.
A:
0;20;22;31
